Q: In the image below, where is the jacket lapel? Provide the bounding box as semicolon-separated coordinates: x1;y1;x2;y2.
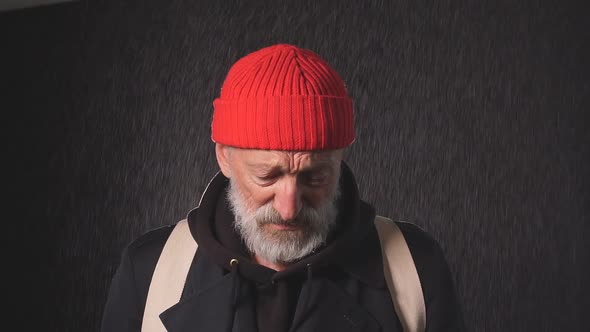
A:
158;250;257;332
159;273;233;332
159;272;258;332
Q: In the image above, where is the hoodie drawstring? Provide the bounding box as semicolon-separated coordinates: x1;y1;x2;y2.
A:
226;258;240;332
297;264;314;315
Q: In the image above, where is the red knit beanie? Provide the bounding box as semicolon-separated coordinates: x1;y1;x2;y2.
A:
212;44;354;151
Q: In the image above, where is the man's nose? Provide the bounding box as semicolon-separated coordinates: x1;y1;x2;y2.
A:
273;177;302;221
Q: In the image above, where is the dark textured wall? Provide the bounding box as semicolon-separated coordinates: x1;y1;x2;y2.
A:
4;1;588;331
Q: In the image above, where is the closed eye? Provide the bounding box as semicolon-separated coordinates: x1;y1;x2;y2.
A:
258;174;279;181
254;172;281;185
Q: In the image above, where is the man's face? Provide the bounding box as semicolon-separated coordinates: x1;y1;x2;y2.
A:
216;145;343;264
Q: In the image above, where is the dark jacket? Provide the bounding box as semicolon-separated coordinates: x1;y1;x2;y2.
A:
101;163;465;332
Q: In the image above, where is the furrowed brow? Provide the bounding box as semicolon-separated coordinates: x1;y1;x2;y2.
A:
246;163;281;173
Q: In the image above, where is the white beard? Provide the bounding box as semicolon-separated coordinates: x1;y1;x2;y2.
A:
227;181;340;265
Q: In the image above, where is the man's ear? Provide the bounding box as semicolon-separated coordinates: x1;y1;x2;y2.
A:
215;143;232;178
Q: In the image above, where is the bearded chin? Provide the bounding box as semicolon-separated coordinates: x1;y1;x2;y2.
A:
227;181;340;265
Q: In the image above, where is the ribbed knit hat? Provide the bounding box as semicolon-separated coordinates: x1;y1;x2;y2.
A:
212;44;354;151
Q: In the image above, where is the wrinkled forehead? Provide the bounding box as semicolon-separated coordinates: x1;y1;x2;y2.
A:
233;148;343;169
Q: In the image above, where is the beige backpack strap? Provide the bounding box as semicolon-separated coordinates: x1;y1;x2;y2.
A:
141;219;198;332
374;215;426;332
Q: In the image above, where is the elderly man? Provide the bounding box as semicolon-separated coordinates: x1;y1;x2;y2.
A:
101;44;465;332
